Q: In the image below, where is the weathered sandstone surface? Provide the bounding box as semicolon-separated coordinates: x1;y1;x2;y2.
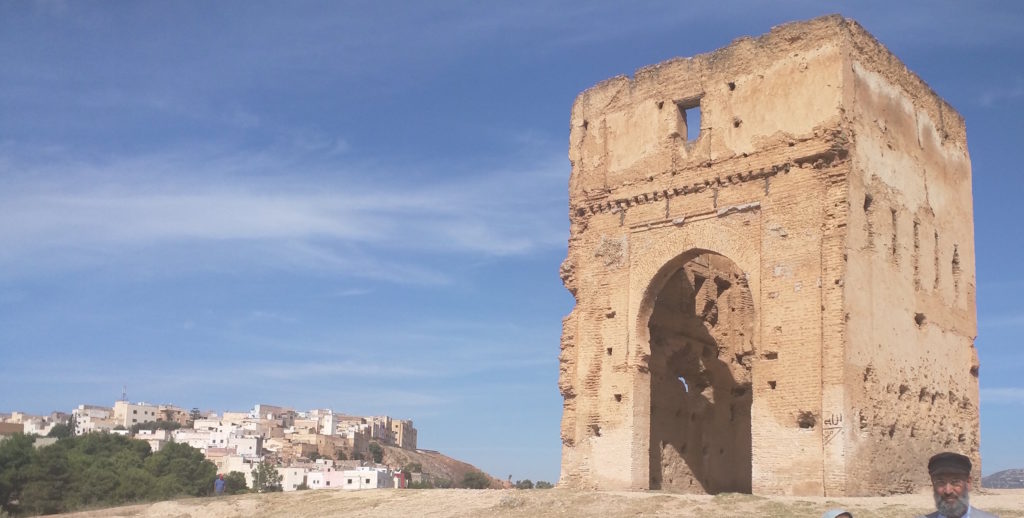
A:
558;15;977;496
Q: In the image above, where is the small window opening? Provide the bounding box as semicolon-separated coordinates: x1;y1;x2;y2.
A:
768;380;777;390
606;347;613;356
797;411;816;429
675;98;702;142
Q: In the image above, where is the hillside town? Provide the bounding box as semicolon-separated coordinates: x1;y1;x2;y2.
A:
0;401;419;491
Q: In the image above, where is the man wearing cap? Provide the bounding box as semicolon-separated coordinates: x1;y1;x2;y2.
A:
920;452;998;518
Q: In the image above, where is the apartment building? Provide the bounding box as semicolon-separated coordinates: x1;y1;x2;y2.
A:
391;419;417;450
156;404;191;426
72;404;115;435
113;401;159;429
367;416;393;444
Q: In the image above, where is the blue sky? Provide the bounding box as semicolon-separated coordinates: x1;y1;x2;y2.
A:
1;1;1021;483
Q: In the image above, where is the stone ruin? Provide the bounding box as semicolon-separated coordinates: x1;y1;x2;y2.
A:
557;15;979;496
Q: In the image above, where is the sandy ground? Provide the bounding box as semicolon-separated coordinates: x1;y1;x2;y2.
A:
58;487;1024;518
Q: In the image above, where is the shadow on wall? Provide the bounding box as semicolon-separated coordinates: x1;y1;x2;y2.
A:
648;252;754;494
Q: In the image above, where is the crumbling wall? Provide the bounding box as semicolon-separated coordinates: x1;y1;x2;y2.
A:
559;15;977;497
839;36;978;494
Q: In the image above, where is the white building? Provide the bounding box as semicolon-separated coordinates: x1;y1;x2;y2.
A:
227;435;262;456
21;416;57;436
173;429;212;451
135;429;170;451
321;412;337;436
280;466;310;491
219;454;260;488
338;466;394;490
73;405;115;435
192;418;223;432
306;469;333;489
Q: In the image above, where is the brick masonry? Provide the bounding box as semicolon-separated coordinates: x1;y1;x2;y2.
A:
557;15;978;496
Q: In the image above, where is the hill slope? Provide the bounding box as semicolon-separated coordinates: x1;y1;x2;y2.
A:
381;445;503;487
984;468;1024;489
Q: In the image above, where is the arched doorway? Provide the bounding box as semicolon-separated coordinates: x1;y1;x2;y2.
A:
647;251;754;493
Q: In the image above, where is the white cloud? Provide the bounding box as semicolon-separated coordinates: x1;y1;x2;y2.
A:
246;360;438;380
980;387;1024;405
979;76;1024;107
0;144;568;282
329;288;372;297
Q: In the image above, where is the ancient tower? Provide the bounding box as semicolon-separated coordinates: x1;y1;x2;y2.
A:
558;15;978;496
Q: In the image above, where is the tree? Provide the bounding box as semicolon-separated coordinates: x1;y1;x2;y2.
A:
403;462;422;473
0;434;35;515
47;423;73;439
223;471;248;495
514;479;534;489
188;407;201;427
535;480;554;489
18;443;70;515
0;432;222;515
461;470;490;489
335;449;347;461
144;442;217;498
161;408;174;421
368;442;384;463
250;460;282;493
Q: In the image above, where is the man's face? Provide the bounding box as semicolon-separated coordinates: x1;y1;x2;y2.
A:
932;474;970;518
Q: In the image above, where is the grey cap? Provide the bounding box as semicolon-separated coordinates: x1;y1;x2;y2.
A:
928;452;971;476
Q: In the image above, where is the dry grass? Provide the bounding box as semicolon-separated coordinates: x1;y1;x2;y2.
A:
59;487;1024;518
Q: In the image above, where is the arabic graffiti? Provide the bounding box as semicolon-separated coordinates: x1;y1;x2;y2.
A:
823;412;843;445
823;412;843;427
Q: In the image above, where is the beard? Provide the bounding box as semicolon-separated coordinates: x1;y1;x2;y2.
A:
933;487;969;518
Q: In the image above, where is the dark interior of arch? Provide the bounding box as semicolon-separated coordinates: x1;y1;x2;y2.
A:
648;252;754;493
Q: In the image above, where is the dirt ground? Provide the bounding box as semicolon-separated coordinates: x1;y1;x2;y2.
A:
59;487;1024;518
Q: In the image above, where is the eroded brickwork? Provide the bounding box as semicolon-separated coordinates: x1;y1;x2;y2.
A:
558;15;978;496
